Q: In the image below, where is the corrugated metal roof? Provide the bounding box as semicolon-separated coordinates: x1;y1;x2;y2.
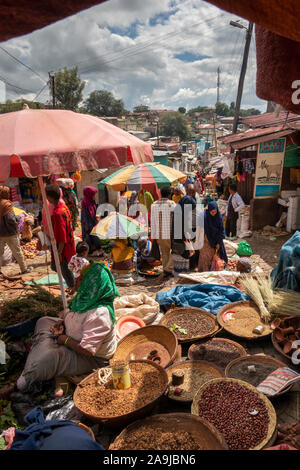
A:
240;112;300;128
219;126;296;149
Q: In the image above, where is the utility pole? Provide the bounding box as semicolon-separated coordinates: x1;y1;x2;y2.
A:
156;119;160;147
48;72;56;109
212;111;218;155
217;66;220;103
231;21;253;134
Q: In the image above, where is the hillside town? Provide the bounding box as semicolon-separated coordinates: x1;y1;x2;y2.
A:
0;0;300;455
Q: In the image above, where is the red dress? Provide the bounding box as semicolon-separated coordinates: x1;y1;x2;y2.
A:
51;202;75;263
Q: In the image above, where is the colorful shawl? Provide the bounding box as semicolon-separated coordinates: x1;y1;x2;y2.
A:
69;262;119;322
81;186;97;219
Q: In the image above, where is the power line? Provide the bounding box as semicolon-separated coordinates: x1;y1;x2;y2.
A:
79;20;232;75
0;74;36;94
73;13;224;71
32;83;49;102
76;14;225;74
0;45;47;84
103;23;233;74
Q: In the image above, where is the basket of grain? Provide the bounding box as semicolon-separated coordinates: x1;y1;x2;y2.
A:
224;354;293;397
188;338;247;371
217;301;272;340
159;306;221;343
191;377;277;450
73;360;168;428
113;325;178;368
109;413;228;450
166;360;223;403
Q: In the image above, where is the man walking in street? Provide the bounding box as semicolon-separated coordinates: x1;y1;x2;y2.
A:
226;184;245;240
151;186;176;279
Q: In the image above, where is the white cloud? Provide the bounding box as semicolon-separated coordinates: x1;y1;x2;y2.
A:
0;0;266;112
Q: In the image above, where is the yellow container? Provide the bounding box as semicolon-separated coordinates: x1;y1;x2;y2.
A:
111;361;131;390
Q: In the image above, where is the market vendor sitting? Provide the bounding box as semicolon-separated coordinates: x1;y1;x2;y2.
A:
137;236;160;271
15;262;119;394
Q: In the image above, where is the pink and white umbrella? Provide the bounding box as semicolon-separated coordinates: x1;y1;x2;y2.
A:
0;109;153;308
0;109;153;181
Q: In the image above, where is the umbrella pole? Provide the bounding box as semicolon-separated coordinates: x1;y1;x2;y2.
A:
38;176;68;310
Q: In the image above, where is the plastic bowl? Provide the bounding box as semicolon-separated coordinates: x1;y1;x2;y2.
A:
116;315;146;339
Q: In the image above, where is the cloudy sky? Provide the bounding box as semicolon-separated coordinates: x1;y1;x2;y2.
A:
0;0;267;112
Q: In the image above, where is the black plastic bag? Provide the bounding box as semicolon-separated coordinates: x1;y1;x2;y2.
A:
42;396;83;421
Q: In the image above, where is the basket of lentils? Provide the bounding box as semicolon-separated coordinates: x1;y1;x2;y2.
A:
73;360;168;428
166;360;223;403
191;377;277;450
109;413;228;450
188;338;247;371
160;307;220;343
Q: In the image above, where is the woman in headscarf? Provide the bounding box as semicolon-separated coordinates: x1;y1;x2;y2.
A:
15;262;119;393
81;186;101;254
0;185;29;274
57;178;79;231
198;201;228;272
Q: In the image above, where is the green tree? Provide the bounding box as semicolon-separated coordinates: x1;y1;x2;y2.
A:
187;105;210;116
178;107;186;114
51;67;85;111
240;108;261;116
215;101;230;116
159;112;190;141
84;90;125;117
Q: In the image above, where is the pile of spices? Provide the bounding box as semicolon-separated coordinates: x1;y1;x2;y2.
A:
76;362;166;418
110;427;203;450
128;341;171;367
168;368;216;401
165;313;216;339
197;381;270;449
222;305;272;337
189;340;242;370
228;361;279;387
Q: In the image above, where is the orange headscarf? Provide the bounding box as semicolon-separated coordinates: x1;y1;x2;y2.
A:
0;186;13;222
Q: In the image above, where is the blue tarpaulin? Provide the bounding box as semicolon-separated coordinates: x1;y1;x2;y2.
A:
156;283;250;316
271;231;300;291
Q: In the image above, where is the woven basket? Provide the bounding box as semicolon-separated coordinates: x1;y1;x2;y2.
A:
166;360;224;403
109;413;228;450
188;338;247;366
113;325;178;368
217;301;272;340
159;306;221;343
225;354;293;397
191;377;277;450
73;359;168;429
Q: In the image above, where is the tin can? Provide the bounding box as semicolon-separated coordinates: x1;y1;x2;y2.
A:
111;361;131;390
253;325;264;335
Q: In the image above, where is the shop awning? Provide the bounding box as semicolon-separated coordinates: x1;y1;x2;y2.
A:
219;126;296;150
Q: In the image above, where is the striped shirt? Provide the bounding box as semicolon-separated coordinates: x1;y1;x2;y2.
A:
151;198;176;240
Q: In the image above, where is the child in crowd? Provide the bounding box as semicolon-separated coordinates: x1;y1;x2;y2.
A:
68;241;90;291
